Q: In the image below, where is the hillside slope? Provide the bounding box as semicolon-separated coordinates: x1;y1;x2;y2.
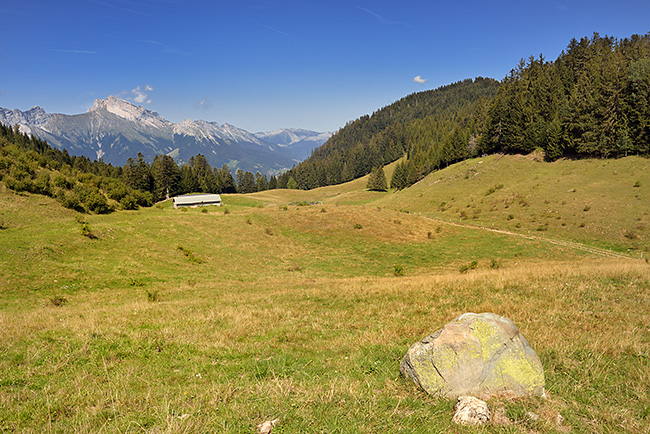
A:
376;154;650;254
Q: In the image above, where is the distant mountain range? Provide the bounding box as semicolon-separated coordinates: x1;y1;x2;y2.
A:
0;96;331;174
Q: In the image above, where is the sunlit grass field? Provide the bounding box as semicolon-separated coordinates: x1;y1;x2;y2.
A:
1;155;649;433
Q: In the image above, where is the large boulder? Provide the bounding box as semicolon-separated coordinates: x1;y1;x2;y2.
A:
400;312;545;399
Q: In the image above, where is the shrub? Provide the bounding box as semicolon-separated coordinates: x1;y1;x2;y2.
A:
393;265;404;276
107;183;129;201
83;190;111;214
32;171;52;196
177;245;203;264
80;222;98;239
120;194;139;210
146;290;159;302
459;260;478;273
59;190;83;212
129;277;144;287
201;207;208;213
52;173;72;189
354;223;363;230
485;184;504;196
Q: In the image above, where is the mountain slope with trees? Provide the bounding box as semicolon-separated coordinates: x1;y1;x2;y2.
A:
285;32;649;191
286;77;499;190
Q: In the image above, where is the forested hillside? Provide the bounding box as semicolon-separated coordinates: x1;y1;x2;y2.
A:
287;33;650;191
481;33;650;159
286;77;499;190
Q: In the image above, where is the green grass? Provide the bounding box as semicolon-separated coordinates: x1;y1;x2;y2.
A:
1;153;649;433
377;154;650;255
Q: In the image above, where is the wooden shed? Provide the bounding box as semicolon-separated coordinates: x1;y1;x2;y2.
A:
173;194;222;208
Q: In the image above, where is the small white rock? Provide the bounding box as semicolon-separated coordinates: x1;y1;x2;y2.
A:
257;418;279;434
525;411;540;421
452;396;491;426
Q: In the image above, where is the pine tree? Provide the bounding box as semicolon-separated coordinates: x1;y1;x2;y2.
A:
151;154;180;201
367;166;387;191
219;164;237;193
286;177;298;189
241;171;257;193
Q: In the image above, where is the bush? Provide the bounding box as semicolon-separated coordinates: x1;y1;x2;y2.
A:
393;265;404;276
83;190;111;214
58;190;83;211
107;183;129;201
52;173;72;189
459;260;478;273
31;171;52;196
120;194;139;210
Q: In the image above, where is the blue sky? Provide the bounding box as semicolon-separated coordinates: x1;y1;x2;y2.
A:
1;0;649;132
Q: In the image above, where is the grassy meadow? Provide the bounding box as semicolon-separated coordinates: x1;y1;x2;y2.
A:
1;155;649;433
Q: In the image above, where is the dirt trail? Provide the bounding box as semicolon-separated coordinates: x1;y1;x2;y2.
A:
423;215;633;260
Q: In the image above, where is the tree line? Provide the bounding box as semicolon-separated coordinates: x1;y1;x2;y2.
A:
480;33;650;159
0;123;299;213
121;152;301;202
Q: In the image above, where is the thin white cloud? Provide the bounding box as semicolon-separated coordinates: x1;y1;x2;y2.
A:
357;6;417;30
195;98;211;110
358;6;387;23
249;20;301;41
49;49;97;54
413;75;428;84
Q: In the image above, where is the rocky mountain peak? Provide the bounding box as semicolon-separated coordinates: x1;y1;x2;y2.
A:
89;96;163;123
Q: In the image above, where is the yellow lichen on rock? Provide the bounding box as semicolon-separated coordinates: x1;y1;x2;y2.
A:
400;312;545;399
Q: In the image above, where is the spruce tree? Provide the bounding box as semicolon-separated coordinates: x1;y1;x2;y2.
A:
367;166;387;191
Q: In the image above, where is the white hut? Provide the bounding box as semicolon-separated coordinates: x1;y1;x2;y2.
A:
173;194;222;208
